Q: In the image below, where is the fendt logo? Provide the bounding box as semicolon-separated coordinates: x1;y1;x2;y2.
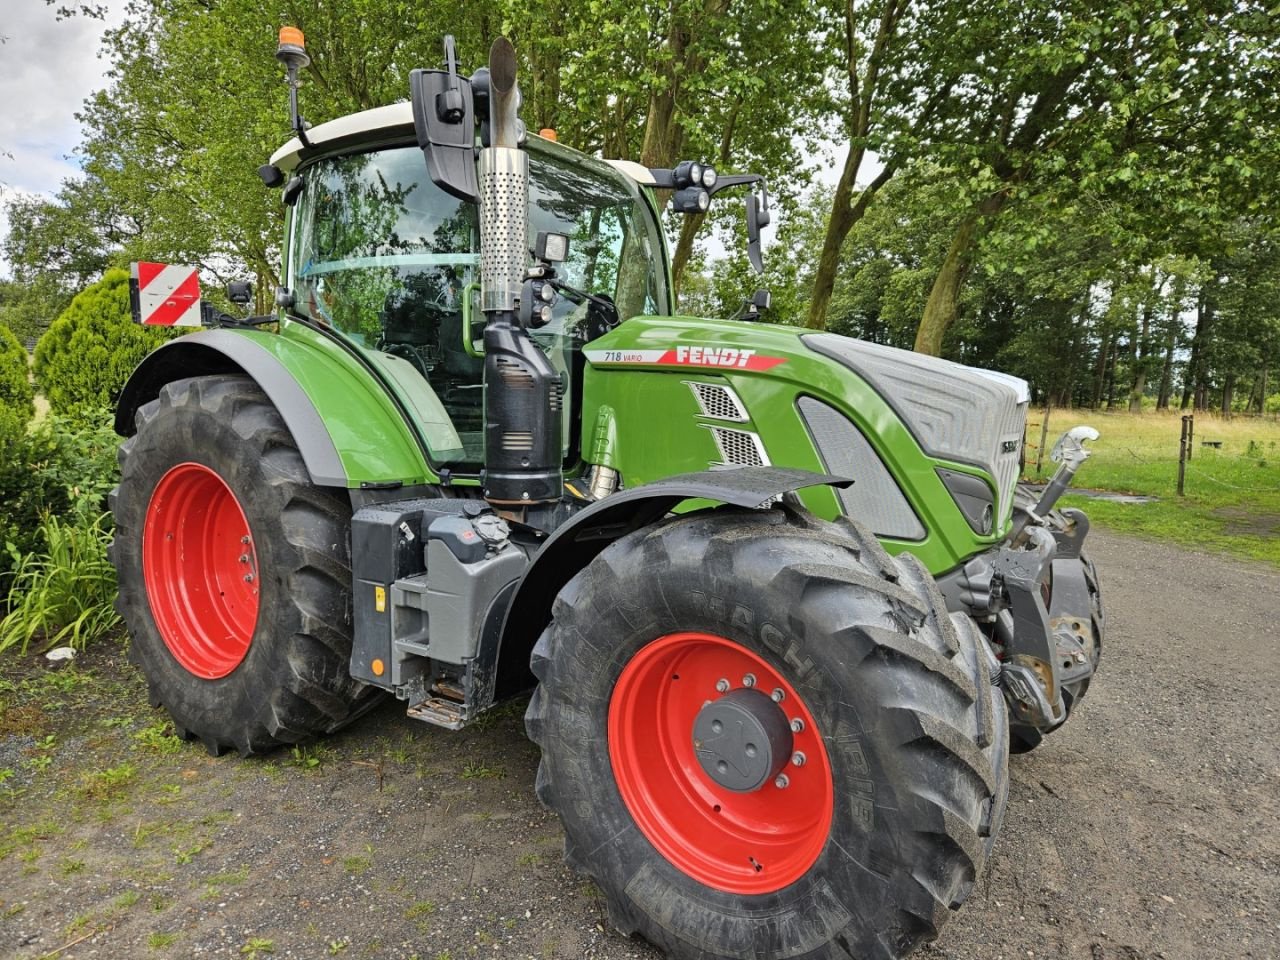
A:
585;346;787;372
674;345;756;368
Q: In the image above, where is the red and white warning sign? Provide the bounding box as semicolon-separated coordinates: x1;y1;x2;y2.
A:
129;262;202;327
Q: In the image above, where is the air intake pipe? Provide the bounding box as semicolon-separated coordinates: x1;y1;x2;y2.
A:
478;38;563;505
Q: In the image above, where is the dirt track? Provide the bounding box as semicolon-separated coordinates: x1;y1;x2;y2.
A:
1;528;1277;960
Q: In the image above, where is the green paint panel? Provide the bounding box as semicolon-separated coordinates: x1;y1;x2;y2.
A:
235;323;436;487
581;316;1002;574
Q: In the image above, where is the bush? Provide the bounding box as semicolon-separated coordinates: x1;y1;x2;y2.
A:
33;269;168;420
0;412;120;591
0;503;119;654
0;322;34;427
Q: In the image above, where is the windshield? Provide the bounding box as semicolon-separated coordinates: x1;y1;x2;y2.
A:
288;144;666;470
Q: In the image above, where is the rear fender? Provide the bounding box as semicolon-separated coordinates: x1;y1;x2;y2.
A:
115;328;434;488
486;466;849;704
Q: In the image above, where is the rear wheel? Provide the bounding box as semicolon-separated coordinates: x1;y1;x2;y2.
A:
111;375;378;755
526;506;1009;960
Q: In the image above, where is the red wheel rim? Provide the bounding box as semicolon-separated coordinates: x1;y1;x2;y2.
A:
142;462;260;679
608;632;834;894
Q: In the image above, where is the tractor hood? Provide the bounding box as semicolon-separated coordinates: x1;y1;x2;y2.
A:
802;332;1029;531
581;316;1030;570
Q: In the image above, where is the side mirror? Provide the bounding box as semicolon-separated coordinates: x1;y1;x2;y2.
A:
741;288;771;322
228;281;253;306
410;35;479;203
744;185;772;273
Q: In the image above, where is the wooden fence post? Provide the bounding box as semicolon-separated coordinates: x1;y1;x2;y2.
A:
1178;415;1190;496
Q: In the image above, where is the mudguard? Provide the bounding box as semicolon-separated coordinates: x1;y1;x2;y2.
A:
114;328;435;488
487;466;849;703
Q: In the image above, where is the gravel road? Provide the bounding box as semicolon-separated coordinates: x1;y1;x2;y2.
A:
1;528;1277;960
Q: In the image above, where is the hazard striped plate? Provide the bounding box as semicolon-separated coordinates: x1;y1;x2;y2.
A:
130;262;202;327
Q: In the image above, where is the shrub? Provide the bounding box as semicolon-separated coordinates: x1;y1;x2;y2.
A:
0;412;120;591
33;269;168;420
0;504;119;654
0;322;34;427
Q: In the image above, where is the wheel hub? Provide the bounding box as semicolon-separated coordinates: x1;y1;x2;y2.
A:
608;632;834;894
142;462;260;679
692;688;793;792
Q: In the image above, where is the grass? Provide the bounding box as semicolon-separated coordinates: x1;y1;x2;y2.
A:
0;507;120;654
1030;409;1280;566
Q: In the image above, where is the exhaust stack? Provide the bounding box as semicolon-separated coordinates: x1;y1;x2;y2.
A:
478;38;563;506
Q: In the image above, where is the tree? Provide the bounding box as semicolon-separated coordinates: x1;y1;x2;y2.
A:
913;0;1280;355
33;269;169;419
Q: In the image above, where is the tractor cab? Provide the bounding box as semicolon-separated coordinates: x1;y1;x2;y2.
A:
276;125;669;472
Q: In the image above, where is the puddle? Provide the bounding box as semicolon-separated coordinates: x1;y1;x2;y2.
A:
1025;484;1158;505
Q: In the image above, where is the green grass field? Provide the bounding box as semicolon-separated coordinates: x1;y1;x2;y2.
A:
1028;410;1280;566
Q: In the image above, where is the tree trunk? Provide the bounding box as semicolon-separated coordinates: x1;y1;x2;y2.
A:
1105;342;1120;409
1181;290;1206;409
915;194;1005;356
670;212;705;297
1128;305;1152;413
804;160;894;330
1156;325;1176;409
670;95;742;295
1092;330;1113;408
1222;372;1235;418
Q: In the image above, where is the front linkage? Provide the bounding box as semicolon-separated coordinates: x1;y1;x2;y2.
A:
941;426;1103;750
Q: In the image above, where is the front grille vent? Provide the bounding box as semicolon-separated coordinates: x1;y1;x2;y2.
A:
708;426;769;467
687;381;749;422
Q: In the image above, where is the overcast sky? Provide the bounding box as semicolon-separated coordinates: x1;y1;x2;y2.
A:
0;1;123;274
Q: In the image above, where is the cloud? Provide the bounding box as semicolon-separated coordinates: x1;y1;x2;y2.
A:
0;3;127;194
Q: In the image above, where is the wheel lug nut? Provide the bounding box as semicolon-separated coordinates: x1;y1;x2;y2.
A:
243;574;255;583
774;774;789;789
742;673;756;688
792;752;806;767
715;678;730;693
790;718;804;733
241;536;250;545
771;688;785;703
239;554;249;563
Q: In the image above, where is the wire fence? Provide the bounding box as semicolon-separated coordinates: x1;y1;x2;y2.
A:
1024;409;1280;500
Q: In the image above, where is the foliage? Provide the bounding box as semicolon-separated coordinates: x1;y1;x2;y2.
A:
32;270;168;420
0;411;119;590
0;504;120;655
3;0;1279;416
12;0;833;304
0;322;33;427
0;276;73;346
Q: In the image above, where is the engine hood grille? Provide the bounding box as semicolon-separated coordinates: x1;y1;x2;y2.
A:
802;333;1028;528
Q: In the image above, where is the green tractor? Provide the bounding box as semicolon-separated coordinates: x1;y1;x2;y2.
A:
110;31;1105;960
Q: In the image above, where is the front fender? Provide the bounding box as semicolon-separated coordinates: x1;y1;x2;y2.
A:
489;466;849;702
115;328;435;488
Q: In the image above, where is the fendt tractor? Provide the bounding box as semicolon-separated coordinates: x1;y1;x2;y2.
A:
110;31;1106;960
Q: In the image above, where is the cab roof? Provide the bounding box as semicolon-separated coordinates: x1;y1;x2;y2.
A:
268;101;657;186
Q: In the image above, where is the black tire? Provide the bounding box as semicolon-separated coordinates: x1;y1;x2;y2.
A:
110;375;379;756
1009;483;1104;754
526;506;1009;960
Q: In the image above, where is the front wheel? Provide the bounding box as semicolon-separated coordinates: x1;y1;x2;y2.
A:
526;506;1009;960
111;375;378;755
